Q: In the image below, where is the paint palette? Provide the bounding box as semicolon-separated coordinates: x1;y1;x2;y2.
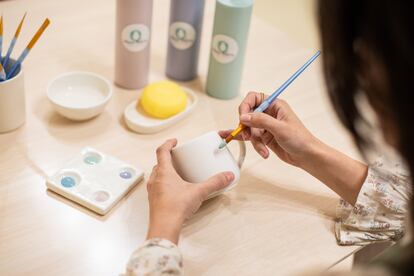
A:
46;147;144;215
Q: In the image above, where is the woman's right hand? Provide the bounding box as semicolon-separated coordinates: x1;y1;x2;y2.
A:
220;91;368;205
219;92;321;168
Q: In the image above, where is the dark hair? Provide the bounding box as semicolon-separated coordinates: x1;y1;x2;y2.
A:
318;0;414;274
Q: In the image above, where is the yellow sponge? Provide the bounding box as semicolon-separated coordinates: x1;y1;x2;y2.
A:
139;81;188;119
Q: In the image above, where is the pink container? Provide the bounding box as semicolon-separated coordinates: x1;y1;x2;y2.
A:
115;0;153;90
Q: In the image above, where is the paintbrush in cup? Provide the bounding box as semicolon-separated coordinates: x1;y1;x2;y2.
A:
0;62;5;81
0;15;3;62
2;13;26;69
6;18;50;79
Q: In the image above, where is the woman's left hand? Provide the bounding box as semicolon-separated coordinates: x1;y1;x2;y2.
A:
146;139;235;244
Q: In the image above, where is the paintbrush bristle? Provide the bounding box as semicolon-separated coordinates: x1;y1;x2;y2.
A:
218;140;227;150
14;12;27;38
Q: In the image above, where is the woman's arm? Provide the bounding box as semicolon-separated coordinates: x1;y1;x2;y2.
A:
297;139;368;205
222;92;410;246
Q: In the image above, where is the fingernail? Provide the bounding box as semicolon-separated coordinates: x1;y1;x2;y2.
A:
225;172;235;181
240;114;251;122
260;150;267;158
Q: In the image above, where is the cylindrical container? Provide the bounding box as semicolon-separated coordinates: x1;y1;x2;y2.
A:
166;0;205;81
0;59;25;133
115;0;153;90
206;0;253;99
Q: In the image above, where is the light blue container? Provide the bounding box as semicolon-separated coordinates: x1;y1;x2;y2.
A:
206;0;253;99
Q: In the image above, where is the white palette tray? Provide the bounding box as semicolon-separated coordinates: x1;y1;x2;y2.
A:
46;147;144;215
124;87;198;134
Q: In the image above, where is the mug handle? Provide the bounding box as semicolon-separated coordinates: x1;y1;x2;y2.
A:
236;140;246;168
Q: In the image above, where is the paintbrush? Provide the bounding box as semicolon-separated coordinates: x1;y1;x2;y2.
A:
0;62;5;81
2;12;26;69
6;18;50;79
0;15;3;62
219;50;321;149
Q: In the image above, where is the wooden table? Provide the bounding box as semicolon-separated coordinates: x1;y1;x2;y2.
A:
0;0;360;275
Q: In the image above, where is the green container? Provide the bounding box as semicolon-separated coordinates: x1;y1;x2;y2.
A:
206;0;253;99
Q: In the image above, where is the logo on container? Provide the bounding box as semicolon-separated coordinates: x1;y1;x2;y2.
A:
211;34;238;64
122;24;150;52
169;22;196;50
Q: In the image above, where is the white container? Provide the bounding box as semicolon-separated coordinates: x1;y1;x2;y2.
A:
0;59;25;133
47;71;112;121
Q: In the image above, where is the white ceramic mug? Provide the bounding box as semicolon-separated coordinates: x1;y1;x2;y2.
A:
0;59;25;133
172;131;246;197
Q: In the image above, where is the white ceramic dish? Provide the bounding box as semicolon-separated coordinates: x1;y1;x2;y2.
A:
47;71;112;121
124;87;198;134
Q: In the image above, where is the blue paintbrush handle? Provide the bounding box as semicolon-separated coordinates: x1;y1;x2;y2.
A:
0;68;5;81
3;37;17;69
254;50;321;113
6;48;29;79
0;36;3;61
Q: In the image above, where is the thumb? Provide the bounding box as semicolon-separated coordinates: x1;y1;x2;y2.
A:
198;172;235;199
240;112;281;133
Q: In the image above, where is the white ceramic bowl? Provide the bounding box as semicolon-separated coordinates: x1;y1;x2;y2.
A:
47;72;112;121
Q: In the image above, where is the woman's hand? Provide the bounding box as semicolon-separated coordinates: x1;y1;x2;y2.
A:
146;139;235;244
219;92;321;168
220;91;368;205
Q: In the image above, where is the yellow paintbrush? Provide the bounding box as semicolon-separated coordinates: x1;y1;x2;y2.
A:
0;15;3;61
0;62;5;81
2;13;26;68
6;18;50;79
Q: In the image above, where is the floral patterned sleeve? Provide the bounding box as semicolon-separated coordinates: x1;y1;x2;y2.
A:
125;238;183;276
335;157;412;245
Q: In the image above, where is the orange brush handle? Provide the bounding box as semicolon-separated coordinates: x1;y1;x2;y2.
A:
14;12;27;38
224;123;246;143
27;18;50;49
0;15;3;36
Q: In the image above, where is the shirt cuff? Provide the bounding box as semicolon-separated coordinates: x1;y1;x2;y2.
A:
335;158;411;245
126;238;183;276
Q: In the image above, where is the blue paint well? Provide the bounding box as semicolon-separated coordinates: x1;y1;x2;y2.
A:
61;176;76;188
119;171;132;179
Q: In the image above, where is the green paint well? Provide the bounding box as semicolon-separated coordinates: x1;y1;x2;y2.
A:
84;155;101;165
